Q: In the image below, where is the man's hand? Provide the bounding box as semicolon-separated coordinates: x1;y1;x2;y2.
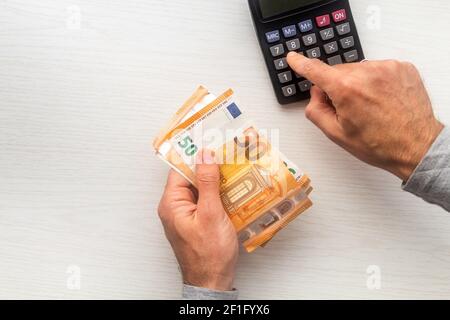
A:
287;52;444;181
158;150;238;291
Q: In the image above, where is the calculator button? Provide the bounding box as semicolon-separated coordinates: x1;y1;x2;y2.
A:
270;44;285;57
266;30;280;43
343;50;359;62
302;33;317;46
282;84;297;97
286;39;301;51
306;47;321;59
332;9;347;23
336;22;351;36
298;80;312;92
327;55;343;66
278;71;293;84
298;19;313;33
323;41;339;55
320;28;334;41
282;25;297;38
340;36;355;49
315;14;330;28
274;58;288;71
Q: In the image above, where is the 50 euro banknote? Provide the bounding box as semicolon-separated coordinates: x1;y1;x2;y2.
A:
153;86;313;252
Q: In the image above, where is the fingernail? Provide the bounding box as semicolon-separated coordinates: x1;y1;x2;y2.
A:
201;149;216;165
287;52;298;58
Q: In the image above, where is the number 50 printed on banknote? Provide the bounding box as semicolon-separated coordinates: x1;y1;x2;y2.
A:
153;86;313;252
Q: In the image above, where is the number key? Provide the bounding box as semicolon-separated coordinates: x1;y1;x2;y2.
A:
286;39;301;51
306;47;321;59
278;71;293;84
302;33;317;46
282;84;297;97
274;58;288;70
270;44;285;57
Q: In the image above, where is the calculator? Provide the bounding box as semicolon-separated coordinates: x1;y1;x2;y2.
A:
248;0;365;105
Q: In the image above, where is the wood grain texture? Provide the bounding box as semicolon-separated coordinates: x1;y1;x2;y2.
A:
1;0;450;299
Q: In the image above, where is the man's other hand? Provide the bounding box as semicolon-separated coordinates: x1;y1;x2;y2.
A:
287;52;444;181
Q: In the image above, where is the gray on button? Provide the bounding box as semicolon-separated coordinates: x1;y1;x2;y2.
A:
302;33;317;46
278;71;293;84
298;80;312;92
340;36;354;49
327;55;343;66
282;84;297;97
286;39;301;51
336;22;351;36
320;28;334;41
343;50;359;62
274;58;288;71
270;44;285;57
324;41;338;55
306;47;321;59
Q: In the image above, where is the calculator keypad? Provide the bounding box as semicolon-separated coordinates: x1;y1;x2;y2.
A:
344;50;359;62
278;71;293;84
327;55;343;65
306;47;321;59
282;25;297;38
270;44;285;57
263;7;363;99
302;33;317;46
320;28;334;41
274;58;288;70
340;36;354;49
286;39;301;51
336;22;351;36
324;41;338;55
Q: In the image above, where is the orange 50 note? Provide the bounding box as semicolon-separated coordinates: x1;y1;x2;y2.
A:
153;86;313;252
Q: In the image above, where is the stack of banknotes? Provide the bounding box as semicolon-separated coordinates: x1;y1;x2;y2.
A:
153;86;313;252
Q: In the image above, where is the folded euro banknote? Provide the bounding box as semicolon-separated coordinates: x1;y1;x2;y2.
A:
153;86;313;252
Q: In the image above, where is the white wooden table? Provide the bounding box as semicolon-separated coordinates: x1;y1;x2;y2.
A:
1;0;450;299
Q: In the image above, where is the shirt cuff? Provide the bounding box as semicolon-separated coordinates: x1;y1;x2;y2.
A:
182;284;239;300
403;126;450;211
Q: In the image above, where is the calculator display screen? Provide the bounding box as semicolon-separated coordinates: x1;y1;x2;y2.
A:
259;0;323;19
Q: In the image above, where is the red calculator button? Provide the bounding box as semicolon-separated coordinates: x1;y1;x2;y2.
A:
315;14;330;28
332;9;347;22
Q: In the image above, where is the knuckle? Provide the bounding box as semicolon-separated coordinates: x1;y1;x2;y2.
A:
402;61;418;74
157;201;166;220
337;76;356;97
197;172;220;184
157;199;173;223
304;105;313;120
385;59;402;72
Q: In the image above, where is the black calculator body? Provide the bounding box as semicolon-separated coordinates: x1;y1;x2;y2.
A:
248;0;364;105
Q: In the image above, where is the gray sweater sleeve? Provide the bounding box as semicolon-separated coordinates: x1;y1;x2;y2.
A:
182;284;238;300
403;126;450;211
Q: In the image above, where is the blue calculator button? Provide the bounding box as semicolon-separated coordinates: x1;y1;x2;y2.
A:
298;19;313;33
265;30;280;43
282;25;297;38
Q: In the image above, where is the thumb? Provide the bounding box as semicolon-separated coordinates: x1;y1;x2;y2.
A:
195;150;225;217
306;86;343;142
